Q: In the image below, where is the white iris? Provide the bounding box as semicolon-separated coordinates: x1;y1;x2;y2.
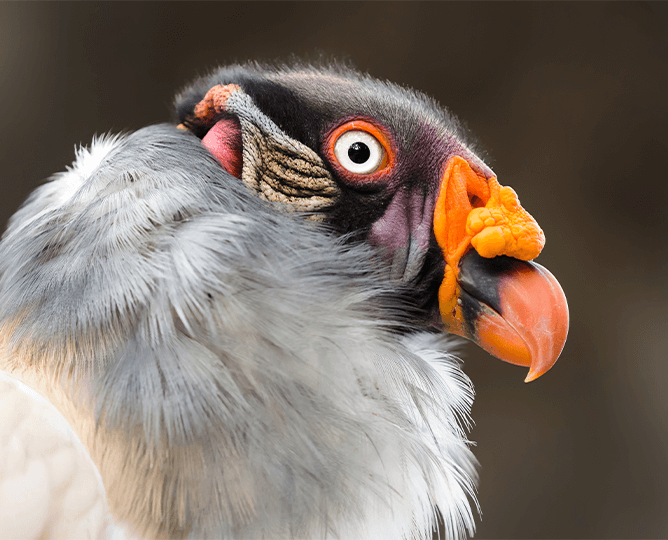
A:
333;130;384;174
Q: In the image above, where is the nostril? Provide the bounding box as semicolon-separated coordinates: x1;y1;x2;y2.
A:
468;194;484;208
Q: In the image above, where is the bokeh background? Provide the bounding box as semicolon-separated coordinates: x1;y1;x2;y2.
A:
1;2;666;538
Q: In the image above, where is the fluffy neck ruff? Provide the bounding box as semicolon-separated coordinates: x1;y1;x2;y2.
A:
0;128;478;539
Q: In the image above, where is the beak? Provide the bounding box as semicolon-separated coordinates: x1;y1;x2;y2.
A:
450;250;568;382
433;156;569;382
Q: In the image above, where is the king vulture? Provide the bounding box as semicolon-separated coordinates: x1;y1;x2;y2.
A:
0;63;568;540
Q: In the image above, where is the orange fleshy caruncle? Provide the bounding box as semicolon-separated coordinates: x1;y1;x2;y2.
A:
467;178;545;260
178;84;242;130
433;156;545;314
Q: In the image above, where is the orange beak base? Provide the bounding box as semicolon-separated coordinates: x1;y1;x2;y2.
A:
444;250;569;382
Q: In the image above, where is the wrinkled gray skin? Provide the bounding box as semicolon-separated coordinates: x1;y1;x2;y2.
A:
0;93;477;538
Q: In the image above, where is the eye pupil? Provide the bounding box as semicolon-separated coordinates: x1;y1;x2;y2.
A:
348;142;371;164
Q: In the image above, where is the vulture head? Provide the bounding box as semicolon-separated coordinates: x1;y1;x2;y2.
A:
0;63;568;539
176;64;568;382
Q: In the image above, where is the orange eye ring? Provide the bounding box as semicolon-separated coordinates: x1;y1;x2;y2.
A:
325;119;396;183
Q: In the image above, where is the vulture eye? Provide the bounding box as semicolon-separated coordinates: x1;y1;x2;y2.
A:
326;120;394;182
334;130;384;174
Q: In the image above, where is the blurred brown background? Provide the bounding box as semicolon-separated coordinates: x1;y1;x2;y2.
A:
1;2;666;539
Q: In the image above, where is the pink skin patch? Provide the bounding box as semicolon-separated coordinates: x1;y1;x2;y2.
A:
201;117;243;178
369;186;439;281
